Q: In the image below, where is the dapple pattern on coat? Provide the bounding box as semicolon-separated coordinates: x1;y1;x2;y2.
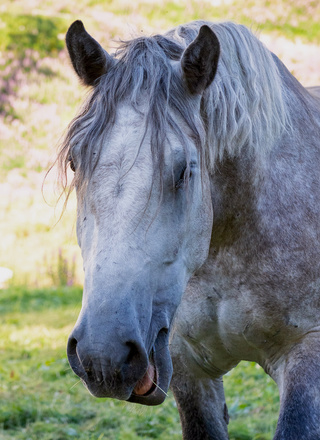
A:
58;19;320;439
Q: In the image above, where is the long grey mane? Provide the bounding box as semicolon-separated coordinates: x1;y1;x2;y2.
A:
169;21;291;166
58;20;291;192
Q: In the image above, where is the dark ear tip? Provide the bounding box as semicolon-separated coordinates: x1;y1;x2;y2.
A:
181;24;220;95
199;25;220;45
199;25;212;34
67;20;85;37
65;19;112;87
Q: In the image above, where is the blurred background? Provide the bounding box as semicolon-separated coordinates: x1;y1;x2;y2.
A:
0;1;319;439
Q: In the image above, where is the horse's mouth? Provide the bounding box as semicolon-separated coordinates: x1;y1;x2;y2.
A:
132;349;157;397
127;329;172;406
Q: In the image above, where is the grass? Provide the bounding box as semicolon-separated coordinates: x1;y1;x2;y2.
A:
0;286;279;440
0;184;83;287
0;13;66;56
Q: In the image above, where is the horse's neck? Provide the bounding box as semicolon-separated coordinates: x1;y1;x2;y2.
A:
194;57;320;304
209;154;258;249
307;86;320;100
205;79;320;266
273;53;320;120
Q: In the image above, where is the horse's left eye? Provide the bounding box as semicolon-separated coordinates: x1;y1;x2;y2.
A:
175;166;192;190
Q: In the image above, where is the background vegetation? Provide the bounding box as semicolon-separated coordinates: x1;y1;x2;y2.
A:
0;0;319;439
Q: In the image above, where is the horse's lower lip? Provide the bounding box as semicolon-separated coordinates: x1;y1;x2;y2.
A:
127;330;172;405
133;346;157;397
133;362;157;396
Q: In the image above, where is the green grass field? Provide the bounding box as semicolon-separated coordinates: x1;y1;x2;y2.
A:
0;286;279;440
1;0;319;438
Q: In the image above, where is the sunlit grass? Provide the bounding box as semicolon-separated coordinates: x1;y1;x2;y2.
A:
0;13;66;55
0;185;83;287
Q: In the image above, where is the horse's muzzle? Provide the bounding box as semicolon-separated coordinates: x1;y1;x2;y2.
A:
67;327;172;405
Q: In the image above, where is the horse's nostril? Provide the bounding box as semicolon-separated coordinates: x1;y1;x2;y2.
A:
67;336;86;378
68;336;77;351
67;336;78;360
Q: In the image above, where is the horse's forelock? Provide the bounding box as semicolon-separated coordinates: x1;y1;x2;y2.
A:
57;31;203;199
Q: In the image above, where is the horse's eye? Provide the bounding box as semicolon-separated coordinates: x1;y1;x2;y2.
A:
68;155;76;172
175;166;192;190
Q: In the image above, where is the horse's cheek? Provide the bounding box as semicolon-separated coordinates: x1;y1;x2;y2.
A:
186;191;213;272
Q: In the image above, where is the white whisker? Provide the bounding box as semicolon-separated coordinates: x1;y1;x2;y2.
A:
70;379;82;390
147;371;168;397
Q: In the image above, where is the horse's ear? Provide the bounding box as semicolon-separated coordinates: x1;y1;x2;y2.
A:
66;20;114;86
181;25;220;95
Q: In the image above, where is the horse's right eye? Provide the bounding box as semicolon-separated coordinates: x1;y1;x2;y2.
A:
68;155;76;172
70;160;75;172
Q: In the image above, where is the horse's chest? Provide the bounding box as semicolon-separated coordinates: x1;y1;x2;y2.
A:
185;255;320;371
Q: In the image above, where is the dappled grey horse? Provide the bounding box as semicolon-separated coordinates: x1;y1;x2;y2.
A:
60;19;320;439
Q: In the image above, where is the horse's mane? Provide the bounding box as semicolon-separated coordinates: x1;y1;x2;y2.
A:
58;20;291;194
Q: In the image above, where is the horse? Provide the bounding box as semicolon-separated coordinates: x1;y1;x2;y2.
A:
58;19;320;439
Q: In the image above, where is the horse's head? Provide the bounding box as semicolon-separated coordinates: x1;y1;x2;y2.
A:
64;21;219;405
